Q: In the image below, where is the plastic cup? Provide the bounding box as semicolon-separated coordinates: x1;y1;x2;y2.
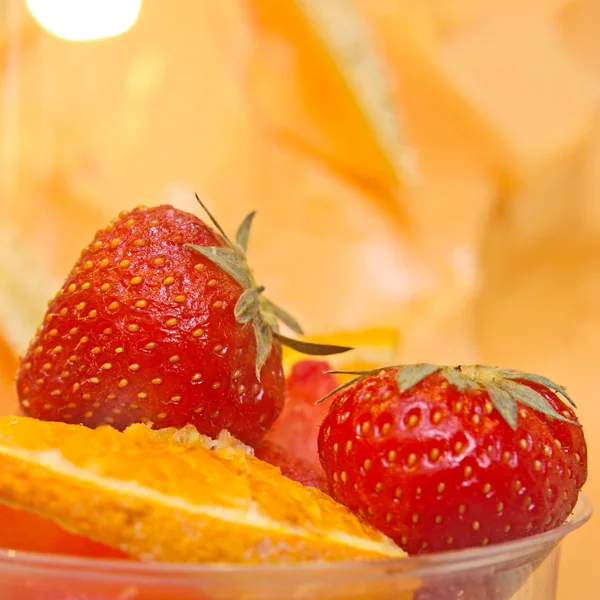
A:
0;494;591;600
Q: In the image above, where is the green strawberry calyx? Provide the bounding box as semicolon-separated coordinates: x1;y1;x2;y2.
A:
317;363;579;430
185;194;352;379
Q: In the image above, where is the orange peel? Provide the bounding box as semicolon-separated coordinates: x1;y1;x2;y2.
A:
0;416;404;563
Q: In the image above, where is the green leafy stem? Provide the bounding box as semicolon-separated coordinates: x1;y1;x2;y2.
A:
317;363;579;430
185;194;353;379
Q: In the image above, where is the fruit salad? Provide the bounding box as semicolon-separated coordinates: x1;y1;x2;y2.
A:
0;199;589;599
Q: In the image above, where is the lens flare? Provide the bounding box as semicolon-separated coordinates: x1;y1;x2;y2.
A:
26;0;141;42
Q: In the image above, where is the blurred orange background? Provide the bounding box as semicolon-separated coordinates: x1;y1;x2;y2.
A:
0;1;598;597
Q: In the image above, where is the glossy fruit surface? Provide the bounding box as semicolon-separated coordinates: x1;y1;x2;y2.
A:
254;440;328;492
0;416;403;563
318;365;587;554
258;360;338;469
16;205;285;446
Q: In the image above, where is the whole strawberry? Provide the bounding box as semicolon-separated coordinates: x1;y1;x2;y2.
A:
17;199;348;446
318;364;587;554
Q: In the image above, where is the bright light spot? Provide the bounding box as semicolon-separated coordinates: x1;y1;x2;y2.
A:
26;0;141;42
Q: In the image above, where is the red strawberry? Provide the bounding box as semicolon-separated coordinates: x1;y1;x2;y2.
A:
318;364;587;555
254;440;328;492
254;359;338;491
16;200;349;446
258;359;338;469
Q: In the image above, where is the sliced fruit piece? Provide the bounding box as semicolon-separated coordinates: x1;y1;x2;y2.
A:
0;416;404;563
253;440;328;493
250;0;413;203
0;332;18;416
257;359;338;475
283;328;400;374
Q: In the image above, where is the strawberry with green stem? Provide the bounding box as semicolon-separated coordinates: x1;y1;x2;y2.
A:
17;196;350;446
318;364;587;554
184;198;341;378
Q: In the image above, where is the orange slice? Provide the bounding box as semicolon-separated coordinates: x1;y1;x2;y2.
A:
250;0;414;198
0;416;404;563
282;327;400;374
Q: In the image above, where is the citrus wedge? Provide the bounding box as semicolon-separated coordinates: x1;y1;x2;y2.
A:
0;416;404;563
282;327;400;374
250;0;413;198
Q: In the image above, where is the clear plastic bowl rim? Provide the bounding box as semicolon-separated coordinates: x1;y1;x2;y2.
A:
0;494;592;586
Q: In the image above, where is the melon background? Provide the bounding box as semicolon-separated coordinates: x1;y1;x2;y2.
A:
0;1;598;597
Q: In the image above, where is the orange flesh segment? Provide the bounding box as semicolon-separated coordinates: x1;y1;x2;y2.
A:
250;0;412;194
0;416;404;563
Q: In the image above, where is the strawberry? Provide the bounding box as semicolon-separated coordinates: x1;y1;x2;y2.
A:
254;359;339;491
16;199;349;446
257;359;338;469
317;364;587;554
254;440;328;492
